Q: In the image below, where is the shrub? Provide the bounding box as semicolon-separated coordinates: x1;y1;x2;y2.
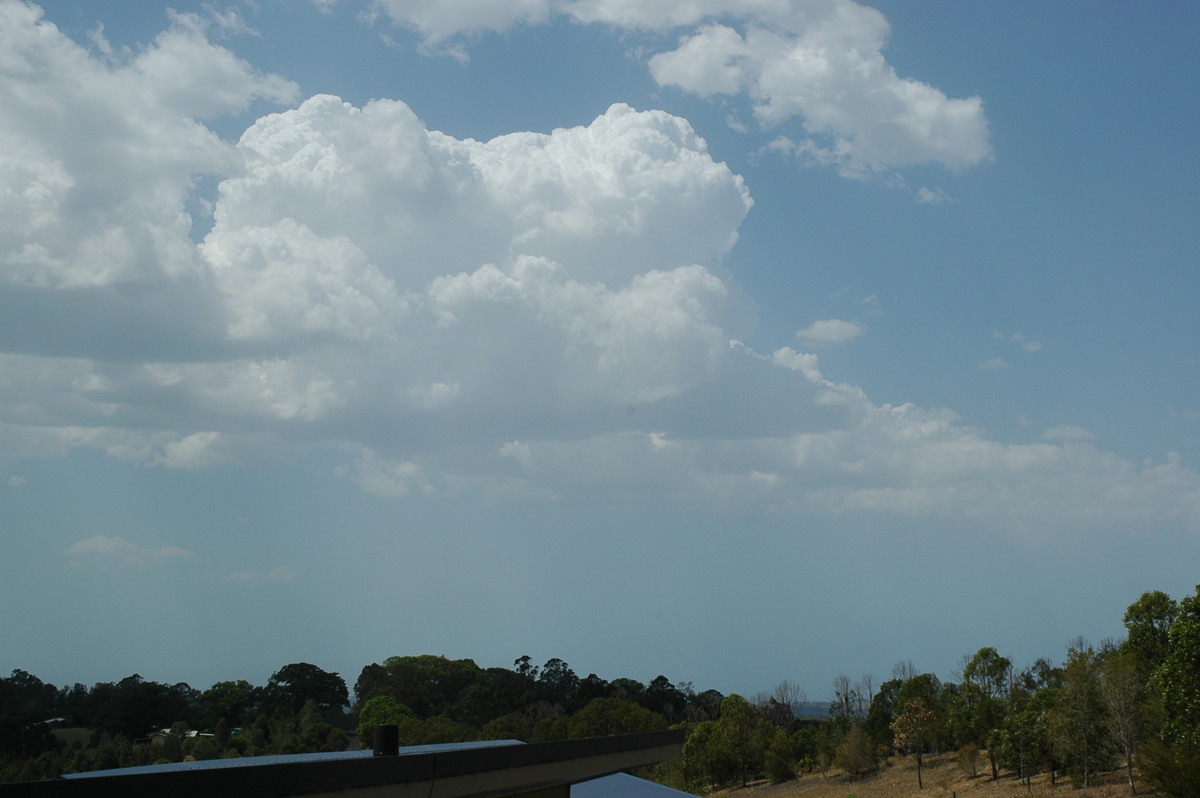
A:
834;727;877;780
957;742;979;776
1139;739;1200;798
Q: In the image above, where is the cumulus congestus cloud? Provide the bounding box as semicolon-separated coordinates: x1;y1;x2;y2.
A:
0;1;1197;539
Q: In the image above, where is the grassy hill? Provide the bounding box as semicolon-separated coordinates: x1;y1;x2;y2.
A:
713;752;1153;798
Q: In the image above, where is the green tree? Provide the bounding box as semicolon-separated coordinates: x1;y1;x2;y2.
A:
88;674;198;739
644;676;687;722
355;656;480;720
1139;737;1200;798
1000;660;1059;787
575;674;611;708
264;663;348;719
1098;645;1143;794
682;720;732;790
961;647;1011;779
201;680;257;727
451;668;535;726
834;725;876;780
686;689;725;723
0;670;60;758
401;715;475;745
566;698;666;739
537;658;579;708
513;655;539;681
763;727;796;783
355;695;416;747
608;678;646;706
284;699;343;752
892;699;934;788
864;678;902;753
715;695;768;787
896;673;948;753
1050;639;1110;787
1159;586;1200;748
480;713;527;741
1122;590;1178;681
531;714;568;742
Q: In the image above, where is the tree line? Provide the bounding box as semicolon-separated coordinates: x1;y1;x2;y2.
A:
3;585;1200;795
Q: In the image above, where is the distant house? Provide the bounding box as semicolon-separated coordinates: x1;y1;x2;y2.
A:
145;728;213;746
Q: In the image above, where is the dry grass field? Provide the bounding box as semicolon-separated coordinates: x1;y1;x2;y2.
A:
713;753;1154;798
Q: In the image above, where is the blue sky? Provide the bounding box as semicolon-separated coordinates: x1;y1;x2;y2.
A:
2;0;1198;702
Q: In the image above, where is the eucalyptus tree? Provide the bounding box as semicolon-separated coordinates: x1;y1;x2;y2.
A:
1158;586;1200;747
961;647;1012;779
1050;639;1109;788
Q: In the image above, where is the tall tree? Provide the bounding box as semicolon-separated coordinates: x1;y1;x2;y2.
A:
200;679;257;727
1050;639;1110;788
759;680;804;729
686;689;725;723
359;655;483;719
513;656;539;681
961;647;1012;779
575;674;611;708
1158;585;1200;748
896;673;947;754
265;663;348;718
830;674;858;732
644;676;686;722
715;695;768;787
537;658;579;708
892;698;935;788
1000;659;1060;788
682;720;732;790
864;678;902;753
1098;645;1143;794
1122;590;1178;681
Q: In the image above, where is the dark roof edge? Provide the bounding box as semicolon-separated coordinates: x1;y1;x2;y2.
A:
0;730;685;798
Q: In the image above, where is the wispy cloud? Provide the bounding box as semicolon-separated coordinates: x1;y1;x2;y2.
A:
64;536;196;568
224;566;299;584
916;186;955;205
994;330;1042;353
1043;425;1095;441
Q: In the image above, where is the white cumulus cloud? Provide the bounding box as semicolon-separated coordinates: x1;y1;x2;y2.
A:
363;0;991;177
3;5;1198;542
795;319;864;346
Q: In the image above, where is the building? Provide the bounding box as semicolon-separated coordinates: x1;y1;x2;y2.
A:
0;729;686;798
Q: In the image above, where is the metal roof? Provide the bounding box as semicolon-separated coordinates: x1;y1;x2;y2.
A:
573;772;695;798
61;738;524;780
